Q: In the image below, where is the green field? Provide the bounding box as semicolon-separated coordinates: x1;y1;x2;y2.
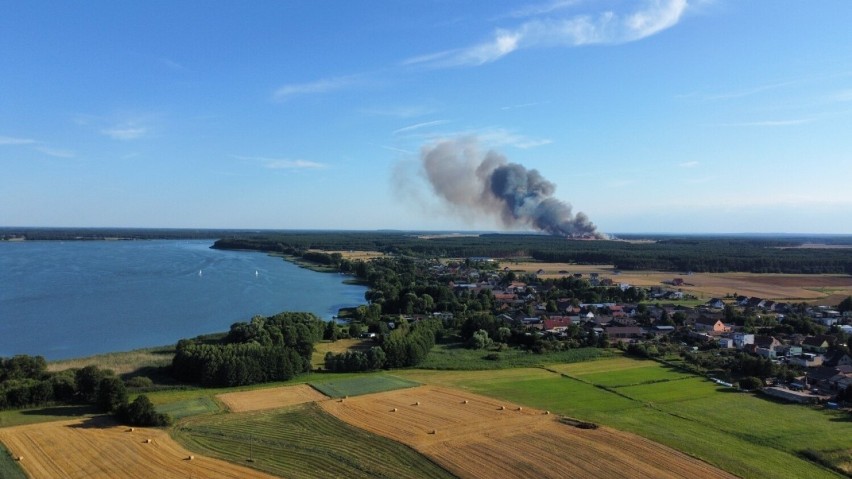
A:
173;403;455;479
309;375;420;398
155;396;221;420
396;358;852;479
419;343;610;370
0;442;26;479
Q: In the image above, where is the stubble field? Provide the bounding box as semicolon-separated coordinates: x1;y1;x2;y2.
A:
0;416;276;479
504;261;852;301
217;384;328;413
320;384;736;479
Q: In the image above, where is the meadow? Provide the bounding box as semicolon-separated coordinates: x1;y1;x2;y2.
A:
0;441;26;479
309;375;420;398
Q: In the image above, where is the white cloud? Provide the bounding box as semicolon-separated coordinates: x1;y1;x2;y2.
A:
101;127;147;140
500;0;582;20
393;120;452;135
713;118;815;127
0;136;36;145
406;0;688;67
500;101;549;110
235;155;328;170
273;76;357;101
35;146;75;158
678;160;699;168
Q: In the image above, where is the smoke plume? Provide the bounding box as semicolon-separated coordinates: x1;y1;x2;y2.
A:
420;138;600;238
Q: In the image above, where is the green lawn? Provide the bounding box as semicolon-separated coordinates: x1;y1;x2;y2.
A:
309;375;419;398
0;442;26;479
155;396;221;420
419;343;610;370
173;403;455;479
0;405;98;428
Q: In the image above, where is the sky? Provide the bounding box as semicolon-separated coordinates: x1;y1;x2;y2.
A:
2;0;851;234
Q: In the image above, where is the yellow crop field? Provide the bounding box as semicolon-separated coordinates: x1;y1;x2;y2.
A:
321;385;735;479
503;261;852;301
217;384;328;413
0;417;275;479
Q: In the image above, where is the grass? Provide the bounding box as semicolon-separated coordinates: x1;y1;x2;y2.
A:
419;343;611;370
0;441;26;479
173;403;455;479
155;397;221;420
309;375;419;398
394;358;851;479
47;345;175;378
0;405;98;428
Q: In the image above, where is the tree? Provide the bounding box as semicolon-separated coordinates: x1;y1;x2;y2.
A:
117;394;171;427
738;376;763;390
838;296;852;313
469;330;493;349
96;377;127;413
75;365;110;403
324;320;337;341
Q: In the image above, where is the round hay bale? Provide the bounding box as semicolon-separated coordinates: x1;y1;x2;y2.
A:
392;407;398;412
463;400;468;404
415;401;420;406
499;405;505;410
145;438;152;444
517;407;523;411
129;427;134;432
16;456;23;461
188;455;194;460
545;410;550;415
431;429;437;434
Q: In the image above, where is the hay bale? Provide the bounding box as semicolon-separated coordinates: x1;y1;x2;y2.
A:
517;407;523;411
545;410;550;415
145;438;152;444
462;400;468;404
431;429;437;434
392;407;398;412
16;456;23;461
188;455;194;460
499;405;505;410
129;427;134;432
415;401;420;405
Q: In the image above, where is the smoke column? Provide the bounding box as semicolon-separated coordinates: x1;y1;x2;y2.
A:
420;138;600;237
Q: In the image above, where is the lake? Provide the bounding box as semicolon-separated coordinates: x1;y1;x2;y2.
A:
0;240;367;360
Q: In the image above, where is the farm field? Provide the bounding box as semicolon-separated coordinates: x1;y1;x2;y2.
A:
174;402;455;479
503;261;852;301
312;338;373;369
218;384;328;413
309;374;419;398
321;385;735;479
0;416;276;479
396;357;852;478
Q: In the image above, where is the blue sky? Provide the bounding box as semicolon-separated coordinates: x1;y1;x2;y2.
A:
2;0;851;234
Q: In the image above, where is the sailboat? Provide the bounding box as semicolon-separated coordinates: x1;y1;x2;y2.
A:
255;270;259;277
198;269;203;277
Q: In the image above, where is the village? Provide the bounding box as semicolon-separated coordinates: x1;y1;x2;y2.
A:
383;257;852;407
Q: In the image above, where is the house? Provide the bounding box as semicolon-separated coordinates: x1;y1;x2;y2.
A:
707;298;725;309
694;317;730;333
802;335;833;354
543;316;572;332
719;338;735;349
753;335;782;351
790;353;823;368
733;332;755;349
605;326;644;339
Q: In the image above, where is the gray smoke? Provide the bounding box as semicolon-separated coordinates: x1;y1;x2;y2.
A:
420;138;600;238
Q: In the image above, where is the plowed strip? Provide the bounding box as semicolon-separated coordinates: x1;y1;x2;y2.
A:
218;384;328;412
0;417;275;479
321;385;736;479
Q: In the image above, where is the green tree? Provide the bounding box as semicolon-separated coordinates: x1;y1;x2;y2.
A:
324;320;338;341
96;377;127;413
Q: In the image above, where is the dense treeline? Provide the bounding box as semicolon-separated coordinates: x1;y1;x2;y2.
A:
0;356;169;425
0;227;261;241
323;319;442;372
213;232;852;274
171;312;323;387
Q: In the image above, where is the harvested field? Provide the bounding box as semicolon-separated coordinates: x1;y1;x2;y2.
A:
312;338;373;369
321;385;735;479
502;261;852;301
218;384;328;413
0;416;275;479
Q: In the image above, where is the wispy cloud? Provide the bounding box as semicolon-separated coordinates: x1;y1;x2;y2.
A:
712;118;815;127
445;128;552;149
101;126;148;140
379;145;416;155
0;135;36;145
35;146;75;158
405;0;688;67
235;155;328;170
273;75;358;101
500;101;549;111
678;160;699;168
393;120;452;135
363;105;439;118
499;0;581;20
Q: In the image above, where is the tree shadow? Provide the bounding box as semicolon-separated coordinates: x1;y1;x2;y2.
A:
67;415;118;429
19;405;98;417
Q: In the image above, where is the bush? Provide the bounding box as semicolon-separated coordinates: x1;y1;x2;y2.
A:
116;395;171;427
124;376;154;389
738;376;763;391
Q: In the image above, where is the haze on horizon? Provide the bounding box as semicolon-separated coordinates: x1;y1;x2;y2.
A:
2;1;851;235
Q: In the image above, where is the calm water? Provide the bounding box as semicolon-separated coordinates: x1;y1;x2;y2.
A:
0;240;367;360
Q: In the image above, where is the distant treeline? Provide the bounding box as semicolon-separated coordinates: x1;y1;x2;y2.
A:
0;227;267;241
171;312;323;387
213;232;852;274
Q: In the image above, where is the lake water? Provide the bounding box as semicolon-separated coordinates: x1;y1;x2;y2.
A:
0;240;367;360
